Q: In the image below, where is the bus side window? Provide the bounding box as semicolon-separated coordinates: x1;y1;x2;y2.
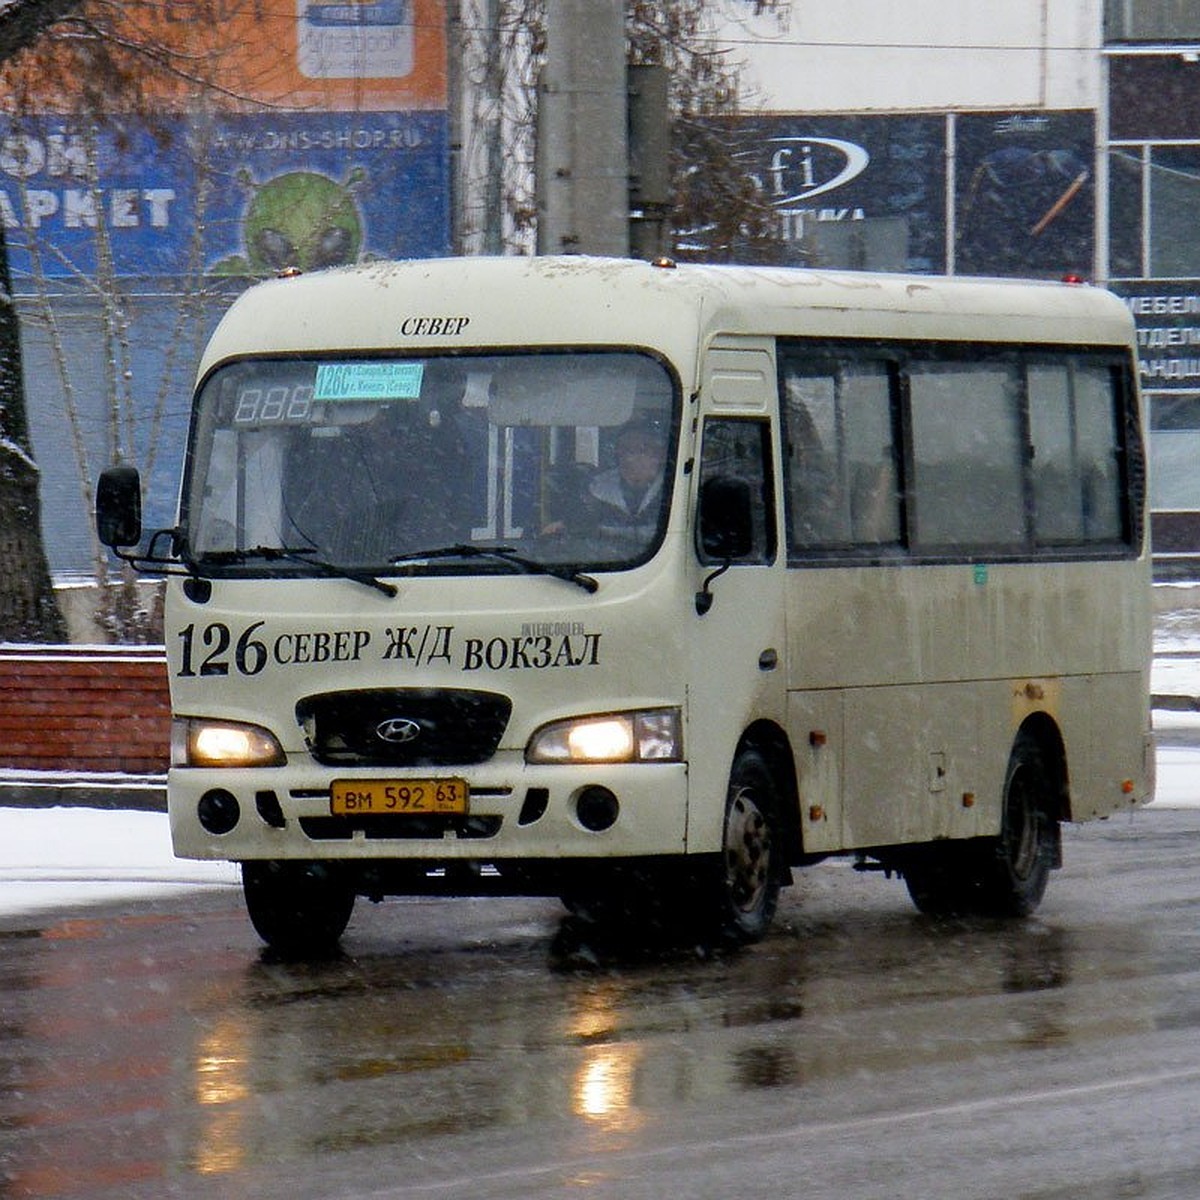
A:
1028;359;1124;545
842;363;900;545
908;360;1026;550
781;357;899;552
783;373;845;545
696;418;776;564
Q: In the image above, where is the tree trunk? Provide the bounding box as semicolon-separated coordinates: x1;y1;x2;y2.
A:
0;227;69;643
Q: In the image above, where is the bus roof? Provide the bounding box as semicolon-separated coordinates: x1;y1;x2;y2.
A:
199;256;1137;378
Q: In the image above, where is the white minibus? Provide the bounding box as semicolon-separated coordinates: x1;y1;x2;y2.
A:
97;256;1154;954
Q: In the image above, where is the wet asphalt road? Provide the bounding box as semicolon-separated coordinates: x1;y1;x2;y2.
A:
3;802;1200;1199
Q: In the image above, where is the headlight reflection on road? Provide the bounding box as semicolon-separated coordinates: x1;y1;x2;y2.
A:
568;984;644;1133
192;1021;250;1175
574;1044;644;1132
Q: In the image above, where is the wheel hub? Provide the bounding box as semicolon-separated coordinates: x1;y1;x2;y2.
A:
725;789;771;912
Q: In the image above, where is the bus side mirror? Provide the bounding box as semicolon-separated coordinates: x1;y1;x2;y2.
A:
96;465;143;549
696;475;755;616
699;475;754;561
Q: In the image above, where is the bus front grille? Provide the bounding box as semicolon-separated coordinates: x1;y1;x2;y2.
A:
296;688;512;767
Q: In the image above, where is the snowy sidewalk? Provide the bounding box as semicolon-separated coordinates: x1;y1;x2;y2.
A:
1154;711;1200;808
0;806;238;919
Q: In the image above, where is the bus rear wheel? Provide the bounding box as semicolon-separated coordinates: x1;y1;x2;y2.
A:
903;851;974;916
977;732;1056;916
903;732;1056;918
242;860;355;957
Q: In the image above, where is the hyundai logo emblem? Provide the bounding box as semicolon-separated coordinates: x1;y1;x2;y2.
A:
375;717;422;744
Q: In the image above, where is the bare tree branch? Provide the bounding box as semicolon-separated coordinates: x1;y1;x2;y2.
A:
0;0;84;65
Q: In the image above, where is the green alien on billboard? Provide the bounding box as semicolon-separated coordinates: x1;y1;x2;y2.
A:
211;167;367;276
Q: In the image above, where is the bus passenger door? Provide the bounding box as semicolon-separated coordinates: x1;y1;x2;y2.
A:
776;347;908;856
687;401;788;859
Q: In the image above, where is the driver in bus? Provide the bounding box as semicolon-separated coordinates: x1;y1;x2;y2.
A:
543;417;667;545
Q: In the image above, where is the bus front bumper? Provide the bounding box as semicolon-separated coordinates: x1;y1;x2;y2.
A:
167;760;692;865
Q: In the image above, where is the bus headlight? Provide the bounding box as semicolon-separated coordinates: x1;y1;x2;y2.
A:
173;718;286;768
526;709;681;764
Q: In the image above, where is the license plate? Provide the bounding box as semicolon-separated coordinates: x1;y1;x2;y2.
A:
330;778;469;816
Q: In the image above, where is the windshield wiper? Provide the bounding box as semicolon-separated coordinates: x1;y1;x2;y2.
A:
195;546;398;597
391;543;598;594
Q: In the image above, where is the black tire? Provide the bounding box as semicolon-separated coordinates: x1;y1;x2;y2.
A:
903;732;1056;918
903;849;975;917
976;732;1056;917
558;886;626;925
559;867;676;936
704;748;782;943
557;752;783;946
241;860;356;957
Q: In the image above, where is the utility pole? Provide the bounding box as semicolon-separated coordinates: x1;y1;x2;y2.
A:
536;0;628;256
627;62;670;259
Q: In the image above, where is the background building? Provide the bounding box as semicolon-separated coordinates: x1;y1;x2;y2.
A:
708;2;1100;276
11;0;1200;604
1104;3;1200;570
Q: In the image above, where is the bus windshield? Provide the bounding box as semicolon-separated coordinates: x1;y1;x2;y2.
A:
182;350;678;577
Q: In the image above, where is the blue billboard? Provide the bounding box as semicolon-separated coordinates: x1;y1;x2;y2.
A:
0;110;450;282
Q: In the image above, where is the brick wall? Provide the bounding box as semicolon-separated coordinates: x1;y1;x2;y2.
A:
0;646;169;775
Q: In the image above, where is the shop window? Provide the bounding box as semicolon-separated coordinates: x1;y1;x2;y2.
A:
1106;0;1200;42
1149;146;1200;276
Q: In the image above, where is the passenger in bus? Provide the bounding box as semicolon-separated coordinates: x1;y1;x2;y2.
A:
591;420;667;540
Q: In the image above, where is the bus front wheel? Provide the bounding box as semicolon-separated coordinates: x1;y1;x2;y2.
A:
700;748;782;943
242;860;355;957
